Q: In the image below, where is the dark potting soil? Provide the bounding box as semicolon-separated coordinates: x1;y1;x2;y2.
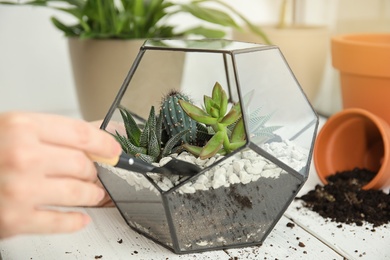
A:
297;168;390;227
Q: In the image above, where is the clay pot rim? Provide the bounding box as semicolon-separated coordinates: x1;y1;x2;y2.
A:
332;33;390;48
314;108;390;190
331;33;390;77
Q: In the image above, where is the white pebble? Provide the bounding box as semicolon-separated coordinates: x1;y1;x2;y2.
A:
195;157;208;166
233;161;245;173
261;169;281;178
212;173;226;189
245;160;267;175
159;156;172;166
179;183;196;194
204;157;216;167
239;170;252;184
229;173;241;184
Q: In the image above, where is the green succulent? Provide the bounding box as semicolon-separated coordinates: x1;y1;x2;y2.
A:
178;82;246;159
113;106;189;163
248;108;282;143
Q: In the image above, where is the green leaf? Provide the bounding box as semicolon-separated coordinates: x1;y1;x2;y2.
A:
182;143;203;157
179;3;239;29
161;129;189;157
220;103;241;126
147;129;161;159
211;82;223;106
199;131;224;159
180;26;226;38
119;107;141;146
203;95;218;116
227;141;246;151
50;17;79;37
179;99;218;125
231;118;246;143
0;0;270;43
156;112;163;146
135;153;156;164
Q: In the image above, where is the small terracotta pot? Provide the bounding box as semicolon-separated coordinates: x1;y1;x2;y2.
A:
331;33;390;125
314;108;390;190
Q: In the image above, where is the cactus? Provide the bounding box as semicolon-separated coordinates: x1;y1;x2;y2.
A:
178;82;246;159
113;106;189;163
160;90;197;144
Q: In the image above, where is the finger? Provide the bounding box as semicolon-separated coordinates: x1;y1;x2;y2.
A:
18;209;91;236
38;144;97;181
94;179;114;207
9;112;121;159
32;178;106;207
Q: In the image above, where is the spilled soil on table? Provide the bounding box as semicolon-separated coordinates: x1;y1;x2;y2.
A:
296;168;390;227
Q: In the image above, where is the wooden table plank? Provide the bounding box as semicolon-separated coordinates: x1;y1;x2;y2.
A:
285;197;390;260
225;215;342;260
0;207;230;260
284;160;390;260
0;206;342;259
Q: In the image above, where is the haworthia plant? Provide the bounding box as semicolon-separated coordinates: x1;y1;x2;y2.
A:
114;106;189;163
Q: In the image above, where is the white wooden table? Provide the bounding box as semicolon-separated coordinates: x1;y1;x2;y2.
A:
1;159;389;260
1;116;389;260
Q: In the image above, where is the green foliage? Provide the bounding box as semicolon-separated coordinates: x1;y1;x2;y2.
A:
178;82;246;159
248;108;282;143
0;0;270;42
114;106;188;163
160;90;197;144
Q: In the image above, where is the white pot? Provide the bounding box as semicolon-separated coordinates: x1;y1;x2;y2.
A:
232;25;330;105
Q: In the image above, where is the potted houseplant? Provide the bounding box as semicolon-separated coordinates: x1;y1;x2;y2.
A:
1;0;270;121
96;38;319;254
231;0;329;106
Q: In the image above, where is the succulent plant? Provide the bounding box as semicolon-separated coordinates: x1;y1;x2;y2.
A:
160;90;197;144
240;90;282;143
178;82;246;159
114;106;189;163
248;108;282;143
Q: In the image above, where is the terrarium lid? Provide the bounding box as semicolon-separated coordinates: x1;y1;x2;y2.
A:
142;38;269;52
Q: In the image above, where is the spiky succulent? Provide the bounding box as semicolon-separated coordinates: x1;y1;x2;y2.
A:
248;108;282;143
178;82;246;159
114;106;189;163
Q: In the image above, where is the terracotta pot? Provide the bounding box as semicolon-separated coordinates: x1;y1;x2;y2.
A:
232;25;329;105
68;38;185;121
331;33;390;125
314;108;390;190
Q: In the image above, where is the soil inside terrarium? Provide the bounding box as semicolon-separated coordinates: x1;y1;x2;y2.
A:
296;168;390;227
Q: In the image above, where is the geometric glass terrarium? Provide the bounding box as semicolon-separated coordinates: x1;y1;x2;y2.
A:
96;39;318;254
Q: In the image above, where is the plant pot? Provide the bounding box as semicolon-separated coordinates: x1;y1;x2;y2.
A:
314;108;390;190
232;25;329;105
331;33;390;125
68;38;185;121
97;39;318;254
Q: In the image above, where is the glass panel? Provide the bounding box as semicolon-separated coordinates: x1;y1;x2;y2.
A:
165;147;302;252
235;48;318;176
97;165;172;247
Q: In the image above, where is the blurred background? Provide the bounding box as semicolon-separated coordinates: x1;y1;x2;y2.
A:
0;0;389;119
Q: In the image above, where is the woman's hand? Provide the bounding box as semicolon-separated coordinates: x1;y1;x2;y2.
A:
0;112;121;239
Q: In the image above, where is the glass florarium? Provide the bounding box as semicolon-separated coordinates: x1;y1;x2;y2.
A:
96;39;318;254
